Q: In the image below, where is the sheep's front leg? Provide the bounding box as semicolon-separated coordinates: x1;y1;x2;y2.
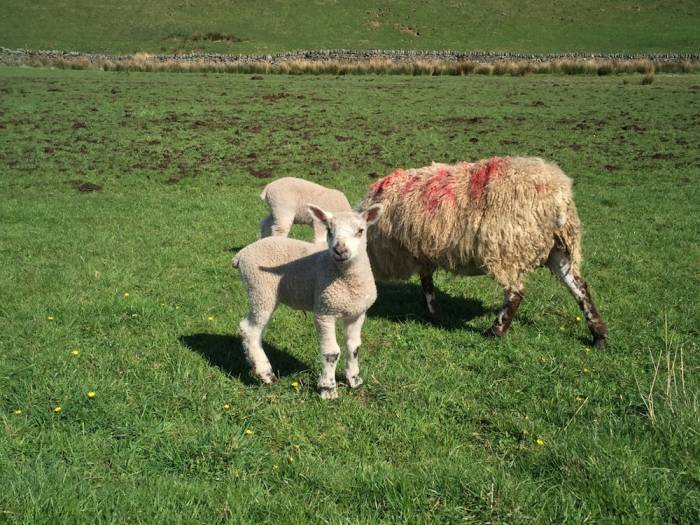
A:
420;271;440;322
344;313;365;389
315;315;341;400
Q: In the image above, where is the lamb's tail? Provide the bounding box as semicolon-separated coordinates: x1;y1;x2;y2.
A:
232;251;242;269
259;184;271;202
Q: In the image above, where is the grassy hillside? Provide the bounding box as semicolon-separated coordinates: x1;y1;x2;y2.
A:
1;1;699;54
1;67;698;522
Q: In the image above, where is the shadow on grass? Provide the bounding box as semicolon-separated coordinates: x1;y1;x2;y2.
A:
369;281;496;331
179;333;309;385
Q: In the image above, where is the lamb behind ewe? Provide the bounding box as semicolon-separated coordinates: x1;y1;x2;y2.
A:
233;204;383;399
259;177;352;244
362;156;608;348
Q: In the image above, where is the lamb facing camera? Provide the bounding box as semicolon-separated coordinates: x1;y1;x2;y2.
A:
233;204;383;399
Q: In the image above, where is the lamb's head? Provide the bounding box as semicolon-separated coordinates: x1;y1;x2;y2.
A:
308;204;383;265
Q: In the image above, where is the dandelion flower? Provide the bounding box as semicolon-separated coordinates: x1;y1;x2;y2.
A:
14;409;22;415
53;406;62;414
287;456;294;463
70;350;80;357
223;403;231;411
244;429;253;436
524;415;529;420
87;391;96;399
208;316;215;321
291;381;300;389
123;292;129;298
292;444;300;451
536;438;545;446
272;464;279;470
583;367;590;374
48;316;54;321
575;395;584;401
576;315;582;322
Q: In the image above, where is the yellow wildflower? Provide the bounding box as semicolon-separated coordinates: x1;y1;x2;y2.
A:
87;391;96;399
575;395;584;401
292;444;300;451
244;429;253;436
272;464;279;470
48;316;54;321
576;315;582;322
14;409;22;415
583;367;590;374
70;350;80;357
536;438;545;446
291;381;300;389
287;456;294;463
123;292;129;298
223;403;231;411
53;406;62;414
208;316;215;321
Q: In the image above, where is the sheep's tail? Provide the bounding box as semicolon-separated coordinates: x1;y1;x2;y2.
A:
554;198;582;276
232;251;242;269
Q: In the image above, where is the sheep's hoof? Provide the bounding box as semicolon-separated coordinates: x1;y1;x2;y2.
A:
319;386;338;400
482;327;503;338
347;375;364;389
592;336;607;349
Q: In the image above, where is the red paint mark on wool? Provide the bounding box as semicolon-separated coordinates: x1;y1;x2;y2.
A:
421;168;456;213
469;157;507;200
369;168;407;199
534;183;551;193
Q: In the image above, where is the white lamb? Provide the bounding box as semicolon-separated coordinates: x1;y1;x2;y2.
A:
233;203;383;399
259;177;352;244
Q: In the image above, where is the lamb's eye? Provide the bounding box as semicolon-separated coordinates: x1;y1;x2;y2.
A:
356;228;364;237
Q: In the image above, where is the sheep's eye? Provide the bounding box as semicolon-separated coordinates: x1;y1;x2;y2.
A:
356;228;364;237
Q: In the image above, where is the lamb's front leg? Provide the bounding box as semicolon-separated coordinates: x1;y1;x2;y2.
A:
314;315;341;400
344;313;365;389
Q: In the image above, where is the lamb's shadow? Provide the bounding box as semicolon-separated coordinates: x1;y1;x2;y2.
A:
179;333;309;385
369;281;496;331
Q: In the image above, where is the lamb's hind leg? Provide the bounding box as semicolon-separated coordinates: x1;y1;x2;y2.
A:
484;286;525;337
315;315;340;400
240;308;277;383
547;246;608;348
259;214;274;238
344;313;365;389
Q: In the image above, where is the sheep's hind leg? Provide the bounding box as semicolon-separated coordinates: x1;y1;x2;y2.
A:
315;315;341;399
420;270;440;323
239;308;277;384
547;246;608;348
343;313;365;389
484;286;525;337
271;212;294;237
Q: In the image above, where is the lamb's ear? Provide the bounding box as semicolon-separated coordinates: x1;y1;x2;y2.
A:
362;204;383;225
308;204;333;226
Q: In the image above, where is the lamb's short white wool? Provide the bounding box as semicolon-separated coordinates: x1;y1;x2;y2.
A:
259;177;352;244
234;204;383;399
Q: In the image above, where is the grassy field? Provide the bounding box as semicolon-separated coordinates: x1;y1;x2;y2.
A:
1;66;699;523
1;1;700;54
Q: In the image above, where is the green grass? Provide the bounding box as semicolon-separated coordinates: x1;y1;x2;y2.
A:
1;67;699;523
1;1;700;54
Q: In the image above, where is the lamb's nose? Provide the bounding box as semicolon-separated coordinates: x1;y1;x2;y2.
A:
334;242;348;255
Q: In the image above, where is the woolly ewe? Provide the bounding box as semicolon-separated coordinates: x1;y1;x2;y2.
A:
234;204;383;399
363;156;608;347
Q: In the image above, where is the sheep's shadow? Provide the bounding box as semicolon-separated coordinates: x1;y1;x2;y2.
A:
369;281;496;331
179;333;309;385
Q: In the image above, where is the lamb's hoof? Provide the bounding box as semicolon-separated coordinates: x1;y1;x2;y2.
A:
592;336;607;349
426;313;442;326
257;371;277;384
319;386;338;400
347;375;364;389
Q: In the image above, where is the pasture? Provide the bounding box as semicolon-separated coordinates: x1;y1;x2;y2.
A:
1;0;699;54
0;67;698;523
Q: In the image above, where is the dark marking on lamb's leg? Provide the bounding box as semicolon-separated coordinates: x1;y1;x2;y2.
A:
484;288;524;337
420;271;440;323
344;314;365;388
547;246;608;348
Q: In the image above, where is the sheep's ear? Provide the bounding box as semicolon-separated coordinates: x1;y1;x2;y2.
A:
308;204;332;226
362;204;383;225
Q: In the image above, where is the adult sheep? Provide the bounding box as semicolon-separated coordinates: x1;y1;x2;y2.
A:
362;156;608;348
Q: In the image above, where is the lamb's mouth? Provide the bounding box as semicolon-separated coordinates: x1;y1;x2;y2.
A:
333;253;351;262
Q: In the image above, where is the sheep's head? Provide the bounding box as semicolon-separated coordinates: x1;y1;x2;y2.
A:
308;204;383;265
